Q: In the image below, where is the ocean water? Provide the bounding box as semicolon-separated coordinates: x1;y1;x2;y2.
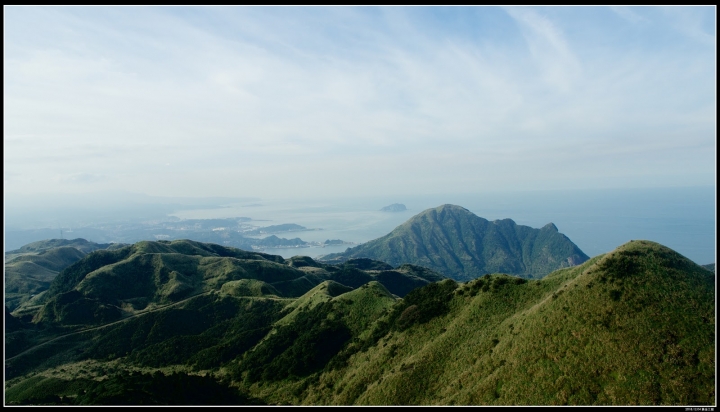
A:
170;186;716;266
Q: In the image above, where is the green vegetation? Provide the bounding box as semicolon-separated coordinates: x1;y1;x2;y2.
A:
5;370;262;405
4;239;119;311
321;204;590;281
4;238;714;406
5;238;117;255
234;299;352;382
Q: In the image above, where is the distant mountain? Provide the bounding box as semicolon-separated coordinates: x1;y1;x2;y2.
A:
5;240;714;405
11;239;443;328
5;238;120;255
701;263;714;272
256;235;307;247
380;203;407;212
323;239;348;245
4;239;123;311
321;204;589;281
245;224;308;235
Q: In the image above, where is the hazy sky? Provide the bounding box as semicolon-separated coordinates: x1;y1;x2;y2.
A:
4;6;716;200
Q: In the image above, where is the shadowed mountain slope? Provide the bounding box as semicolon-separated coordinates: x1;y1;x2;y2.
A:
321;204;589;281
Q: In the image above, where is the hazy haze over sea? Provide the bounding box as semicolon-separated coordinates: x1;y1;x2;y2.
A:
167;186;715;265
3;186;715;270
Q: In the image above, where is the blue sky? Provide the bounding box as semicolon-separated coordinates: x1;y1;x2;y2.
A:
4;6;716;200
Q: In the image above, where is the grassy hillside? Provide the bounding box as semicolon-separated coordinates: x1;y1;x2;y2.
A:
4;239;443;387
295;241;715;405
5;238;118;255
320;204;589;281
4;239;121;311
5;239;714;406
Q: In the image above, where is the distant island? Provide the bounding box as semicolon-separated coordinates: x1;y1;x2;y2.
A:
380;203;407;212
323;239;353;246
255;235;307;248
244;223;309;235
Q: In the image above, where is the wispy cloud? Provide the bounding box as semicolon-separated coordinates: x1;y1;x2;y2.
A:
660;6;716;46
504;7;582;93
610;6;650;25
4;6;715;198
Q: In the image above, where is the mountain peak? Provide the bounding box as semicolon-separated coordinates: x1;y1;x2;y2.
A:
321;205;589;280
542;223;559;232
430;204;470;213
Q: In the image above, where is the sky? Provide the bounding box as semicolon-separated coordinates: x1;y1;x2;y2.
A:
4;6;717;202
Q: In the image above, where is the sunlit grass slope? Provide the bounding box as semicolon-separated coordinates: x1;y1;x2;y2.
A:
284;240;714;405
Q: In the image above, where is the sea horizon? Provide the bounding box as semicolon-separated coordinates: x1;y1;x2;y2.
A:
6;186;712;266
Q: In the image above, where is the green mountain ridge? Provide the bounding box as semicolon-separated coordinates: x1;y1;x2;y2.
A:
4;239;123;311
321;204;590;281
5;238;120;255
4;237;715;406
10;239;444;328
